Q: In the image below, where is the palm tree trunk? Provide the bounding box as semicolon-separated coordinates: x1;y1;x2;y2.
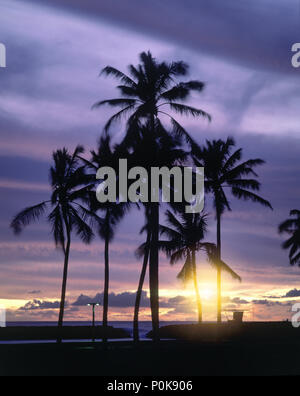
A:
103;234;109;343
191;249;202;323
149;202;159;342
216;210;222;323
57;215;71;343
133;231;150;343
148;113;160;342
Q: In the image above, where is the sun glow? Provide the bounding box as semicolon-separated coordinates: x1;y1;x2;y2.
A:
200;288;214;300
0;299;28;309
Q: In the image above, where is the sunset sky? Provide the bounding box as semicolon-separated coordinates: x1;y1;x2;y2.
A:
0;0;300;322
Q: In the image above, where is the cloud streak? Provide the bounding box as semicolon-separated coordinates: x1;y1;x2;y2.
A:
19;299;61;310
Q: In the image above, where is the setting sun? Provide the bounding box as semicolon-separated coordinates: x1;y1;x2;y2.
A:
200;288;214;300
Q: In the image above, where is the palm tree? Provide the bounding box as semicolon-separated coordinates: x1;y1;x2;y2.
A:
81;135;129;342
10;146;96;330
159;208;241;323
127;121;187;342
161;209;210;323
95;51;211;340
97;203;127;342
93;51;211;143
193;137;272;322
133;205;151;343
279;210;300;266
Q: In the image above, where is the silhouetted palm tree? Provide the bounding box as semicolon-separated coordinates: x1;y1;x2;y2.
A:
160;209;210;323
97;203;127;341
95;51;210;341
133;205;151;343
10;146;96;331
81;135;129;342
159;208;241;323
94;51;210;143
279;210;300;266
126;121;187;342
193;137;272;322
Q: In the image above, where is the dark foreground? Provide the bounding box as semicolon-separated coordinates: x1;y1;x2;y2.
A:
1;339;300;376
1;322;300;376
147;321;300;343
0;325;129;341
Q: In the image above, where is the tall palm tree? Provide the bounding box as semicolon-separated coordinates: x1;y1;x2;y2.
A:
95;51;211;340
81;135;129;342
193;137;272;322
278;210;300;266
10;146;96;330
133;205;151;344
97;203;127;341
127;121;187;342
159;208;241;323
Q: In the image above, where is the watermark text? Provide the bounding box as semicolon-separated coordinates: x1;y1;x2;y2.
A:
291;302;300;328
96;159;204;213
0;43;6;68
291;43;300;68
0;305;6;327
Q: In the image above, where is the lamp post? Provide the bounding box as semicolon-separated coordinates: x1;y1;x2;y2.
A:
87;303;100;341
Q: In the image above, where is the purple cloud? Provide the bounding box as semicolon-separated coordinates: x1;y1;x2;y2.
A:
19;299;62;310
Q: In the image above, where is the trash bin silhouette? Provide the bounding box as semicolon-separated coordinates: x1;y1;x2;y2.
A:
233;311;243;322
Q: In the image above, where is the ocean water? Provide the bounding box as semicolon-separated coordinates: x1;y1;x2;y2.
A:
6;321;197;340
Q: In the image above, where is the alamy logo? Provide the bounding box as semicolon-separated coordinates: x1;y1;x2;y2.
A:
96;159;204;213
291;43;300;68
291;302;300;328
0;305;6;327
0;43;6;68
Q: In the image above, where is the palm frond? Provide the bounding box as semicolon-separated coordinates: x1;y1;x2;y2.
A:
77;155;98;171
92;98;137;109
159;224;181;240
135;241;149;259
11;201;49;234
208;254;241;282
103;104;136;132
170;247;186;265
165;209;185;234
288;242;299;261
281;235;295;249
226;179;260;190
177;255;194;284
48;205;65;251
117;85;138;97
290;209;300;217
279;218;299;234
69;206;94;244
219;259;242;282
101;66;137;87
290;251;300;266
223;159;265;181
221;148;242;173
168;102;211;121
158;240;182;257
168;60;189;76
231;187;273;209
74;202;103;230
160;81;204;101
160;113;197;147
